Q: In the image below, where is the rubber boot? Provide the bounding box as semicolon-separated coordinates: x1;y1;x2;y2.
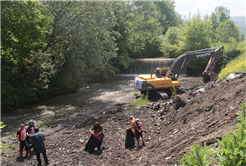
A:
24;151;30;158
19;149;23;157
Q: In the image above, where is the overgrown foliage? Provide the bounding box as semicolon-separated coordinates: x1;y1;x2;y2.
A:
129;91;149;107
179;103;246;165
1;1;242;111
0;122;7;149
179;143;215;166
218;42;246;80
1;1;181;111
171;86;177;99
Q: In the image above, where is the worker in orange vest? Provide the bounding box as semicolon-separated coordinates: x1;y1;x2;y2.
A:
26;120;36;137
16;124;30;158
128;115;145;148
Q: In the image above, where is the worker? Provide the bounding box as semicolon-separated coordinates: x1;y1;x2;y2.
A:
26;120;36;137
16;124;30;158
127;115;145;148
85;122;104;153
31;127;49;165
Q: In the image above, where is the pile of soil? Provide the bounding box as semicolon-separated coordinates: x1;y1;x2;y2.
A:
1;72;246;166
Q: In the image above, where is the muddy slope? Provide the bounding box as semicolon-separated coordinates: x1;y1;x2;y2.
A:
1;73;246;166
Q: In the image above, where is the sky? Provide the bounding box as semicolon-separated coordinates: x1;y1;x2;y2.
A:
174;0;246;18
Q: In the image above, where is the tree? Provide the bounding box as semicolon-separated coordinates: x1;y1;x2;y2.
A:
154;0;181;35
216;20;240;43
160;26;181;58
209;12;219;42
43;1;119;87
209;6;230;43
1;1;119;111
112;1;163;59
180;14;211;52
215;6;230;23
179;13;212;74
128;1;163;58
1;1;53;110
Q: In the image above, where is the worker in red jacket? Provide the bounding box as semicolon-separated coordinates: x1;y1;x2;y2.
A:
16;124;30;158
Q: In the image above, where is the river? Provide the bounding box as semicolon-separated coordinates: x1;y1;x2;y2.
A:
1;75;138;136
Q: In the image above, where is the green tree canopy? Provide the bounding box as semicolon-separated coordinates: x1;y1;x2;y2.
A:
1;1;53;110
160;26;181;58
216;20;240;43
180;14;211;52
179;13;213;73
154;0;181;35
215;6;230;23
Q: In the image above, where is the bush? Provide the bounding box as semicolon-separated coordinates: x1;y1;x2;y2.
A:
0;122;7;149
179;103;246;165
215;103;246;166
129;91;149;107
42;121;54;127
179;143;215;166
171;86;177;98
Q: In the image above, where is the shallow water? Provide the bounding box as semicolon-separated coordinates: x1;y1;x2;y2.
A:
1;75;136;136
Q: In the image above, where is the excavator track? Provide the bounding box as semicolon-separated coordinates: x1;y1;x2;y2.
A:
141;87;187;100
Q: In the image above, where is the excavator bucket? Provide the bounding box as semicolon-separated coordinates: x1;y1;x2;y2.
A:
203;72;218;83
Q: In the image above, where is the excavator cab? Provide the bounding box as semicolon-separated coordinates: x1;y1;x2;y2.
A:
154;67;169;78
161;69;167;77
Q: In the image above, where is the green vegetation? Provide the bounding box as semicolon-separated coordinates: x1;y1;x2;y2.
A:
218;42;246;80
179;143;215;165
0;122;7;149
7;144;18;150
42;121;54;127
171;86;177;99
129;92;149;107
215;103;246;166
1;1;243;112
179;103;246;165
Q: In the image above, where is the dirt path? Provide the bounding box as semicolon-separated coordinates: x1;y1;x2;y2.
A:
1;73;246;166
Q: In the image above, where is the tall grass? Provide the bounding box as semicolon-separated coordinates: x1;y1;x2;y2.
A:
218;42;246;80
129;91;149;107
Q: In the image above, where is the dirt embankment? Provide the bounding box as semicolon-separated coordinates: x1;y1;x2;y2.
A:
1;72;246;166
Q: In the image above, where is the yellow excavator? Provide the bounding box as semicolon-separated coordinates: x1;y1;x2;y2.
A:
135;46;224;98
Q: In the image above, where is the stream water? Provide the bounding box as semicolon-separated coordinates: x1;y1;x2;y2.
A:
1;75;137;137
1;58;185;137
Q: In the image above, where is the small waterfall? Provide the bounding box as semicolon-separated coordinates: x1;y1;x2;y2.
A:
120;58;175;74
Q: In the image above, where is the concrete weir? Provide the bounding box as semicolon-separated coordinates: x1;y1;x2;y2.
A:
120;58;186;74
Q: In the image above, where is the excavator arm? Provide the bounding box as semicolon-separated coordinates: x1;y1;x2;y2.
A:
203;46;224;82
167;46;224;82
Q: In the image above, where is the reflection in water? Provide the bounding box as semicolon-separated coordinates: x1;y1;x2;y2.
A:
1;75;136;136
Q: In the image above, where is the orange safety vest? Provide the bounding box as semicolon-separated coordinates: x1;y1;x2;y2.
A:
26;125;36;136
131;120;137;133
18;128;27;141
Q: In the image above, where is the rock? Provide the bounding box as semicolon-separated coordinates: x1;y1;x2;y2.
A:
174;95;187;110
62;130;72;134
151;114;156;117
40;110;55;118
